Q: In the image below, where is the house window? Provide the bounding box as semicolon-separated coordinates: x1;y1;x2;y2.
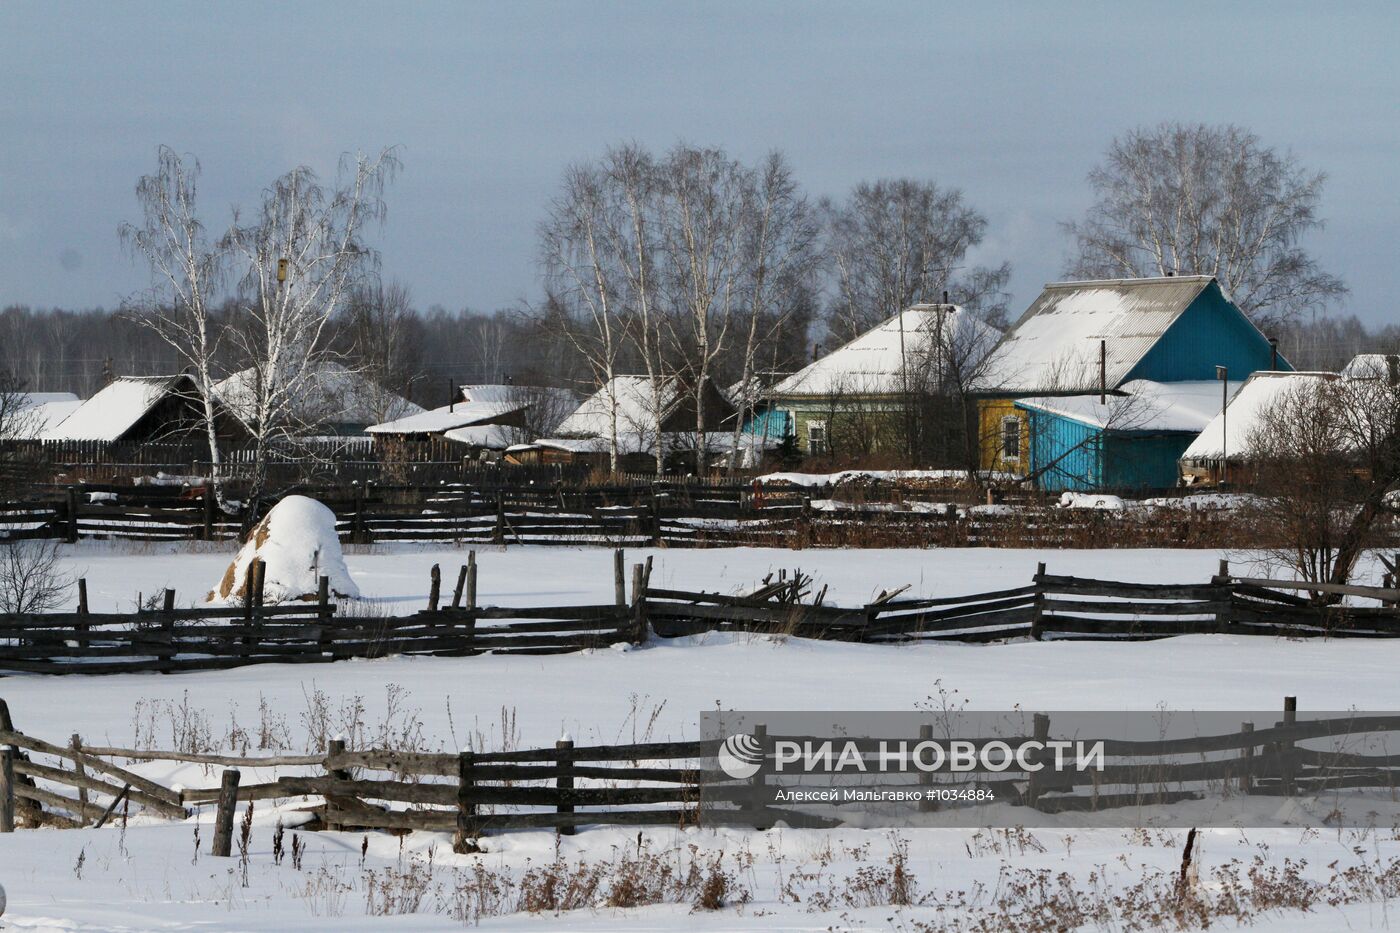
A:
1000;416;1021;461
807;419;828;456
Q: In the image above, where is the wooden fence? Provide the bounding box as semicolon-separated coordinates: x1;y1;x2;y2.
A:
2;557;1399;678
0;480;1304;549
5;697;1400;843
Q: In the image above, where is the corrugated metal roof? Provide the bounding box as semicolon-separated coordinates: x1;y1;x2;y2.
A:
980;276;1215;394
769;304;999;398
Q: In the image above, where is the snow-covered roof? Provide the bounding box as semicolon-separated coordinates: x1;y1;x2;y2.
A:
1341;354;1399;381
981;276;1227;394
555;376;682;438
523;430;782;457
1015;380;1242;433
368;402;518;436
1181;371;1339;461
215;362;422;429
769;305;998;398
41;376;187;442
366;385;576;437
15;391;79;407
1;392;82;439
441;422;520;449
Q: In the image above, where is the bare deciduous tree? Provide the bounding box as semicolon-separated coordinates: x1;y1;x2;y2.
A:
120;146;230;502
539;164;628;473
223;148;400;501
1065;122;1346;327
725;152;821;474
340;280;423;421
656;144;751;475
825;179;1005;341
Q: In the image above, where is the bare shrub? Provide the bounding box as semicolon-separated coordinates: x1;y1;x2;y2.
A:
0;538;71;613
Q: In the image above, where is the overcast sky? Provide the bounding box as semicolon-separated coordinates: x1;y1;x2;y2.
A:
2;1;1395;324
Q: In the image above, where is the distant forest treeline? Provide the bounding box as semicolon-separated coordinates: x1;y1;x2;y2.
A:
0;299;1390;406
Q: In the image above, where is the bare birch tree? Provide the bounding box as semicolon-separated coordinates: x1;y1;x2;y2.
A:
539;164;626;472
1065;122;1346;326
119;146;230;502
725;152;821;474
656;144;750;475
602;144;669;476
223;148;400;502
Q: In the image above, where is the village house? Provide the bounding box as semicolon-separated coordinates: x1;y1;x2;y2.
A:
214;362;421;437
366;383;578;459
1178;370;1338;486
763;304;999;461
0;391;82;440
39;374;245;445
976;275;1288;491
510;375;742;472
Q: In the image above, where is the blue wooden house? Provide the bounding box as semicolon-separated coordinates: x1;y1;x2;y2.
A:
977;275;1289;491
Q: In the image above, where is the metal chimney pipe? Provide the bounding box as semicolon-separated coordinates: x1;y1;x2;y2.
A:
1099;339;1107;404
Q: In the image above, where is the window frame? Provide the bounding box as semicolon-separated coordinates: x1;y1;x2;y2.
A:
999;415;1022;462
807;418;828;456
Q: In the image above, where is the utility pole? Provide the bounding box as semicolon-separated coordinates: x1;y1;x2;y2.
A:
1215;365;1229;486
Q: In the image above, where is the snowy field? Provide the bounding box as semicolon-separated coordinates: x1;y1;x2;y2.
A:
2;542;1400;930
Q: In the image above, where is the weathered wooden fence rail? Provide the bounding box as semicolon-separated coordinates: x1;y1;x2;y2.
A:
2;557;1399;676
4;697;1400;843
0;481;1298;549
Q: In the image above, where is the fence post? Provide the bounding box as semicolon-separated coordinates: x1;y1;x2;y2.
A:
66;486;79;543
69;733;90;824
555;736;575;836
466;550;478;610
750;723;771;830
649;488;662;546
917;723;935;812
1280;696;1297;797
1025;713;1050;808
614;549;626;607
428;564;441;612
160;588;176;674
211;769;241;857
493;493;505;545
317;576;332;659
0;700;40;826
1031;562;1046;641
452;749;479;853
353;490;365;544
0;746;14;832
75;578;89;651
630;563;648;644
451;564;468;609
1239;721;1254;795
325;737;347;832
202;488;216;541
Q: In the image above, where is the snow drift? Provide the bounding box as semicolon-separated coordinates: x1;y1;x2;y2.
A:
208;496;359;604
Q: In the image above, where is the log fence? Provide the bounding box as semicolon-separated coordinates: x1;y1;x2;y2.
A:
4;697;1400;843
3;557;1400;676
1;481;1351;549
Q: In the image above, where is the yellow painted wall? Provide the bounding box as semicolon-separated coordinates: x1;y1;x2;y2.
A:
977;399;1029;474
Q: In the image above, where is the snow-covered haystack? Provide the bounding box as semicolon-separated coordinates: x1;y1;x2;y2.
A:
208;496;359;604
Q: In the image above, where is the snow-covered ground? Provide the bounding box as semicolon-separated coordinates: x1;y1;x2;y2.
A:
2;541;1399;930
